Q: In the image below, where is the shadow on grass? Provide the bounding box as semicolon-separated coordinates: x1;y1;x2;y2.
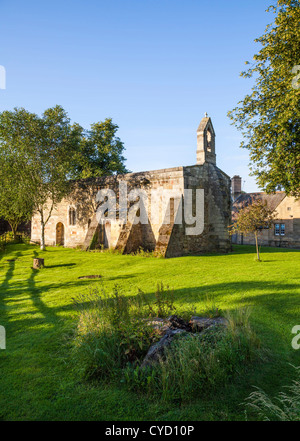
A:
25;250;60;325
231;244;300;256
45;263;76;269
1;243;299;352
0;250;23;328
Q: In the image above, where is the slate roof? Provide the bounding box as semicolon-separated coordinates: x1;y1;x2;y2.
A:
233;192;286;214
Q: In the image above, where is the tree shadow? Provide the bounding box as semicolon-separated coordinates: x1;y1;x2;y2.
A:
45;263;76;269
0;250;23;328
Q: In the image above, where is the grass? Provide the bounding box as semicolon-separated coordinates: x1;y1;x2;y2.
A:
0;243;300;420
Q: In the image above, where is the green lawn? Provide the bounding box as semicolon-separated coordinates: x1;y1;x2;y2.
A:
0;243;300;421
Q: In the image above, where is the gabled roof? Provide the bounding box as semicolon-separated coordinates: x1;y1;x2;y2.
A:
197;117;215;136
233;192;286;213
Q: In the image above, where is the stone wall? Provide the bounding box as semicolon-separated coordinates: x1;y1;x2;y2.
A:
31;163;232;257
165;164;231;257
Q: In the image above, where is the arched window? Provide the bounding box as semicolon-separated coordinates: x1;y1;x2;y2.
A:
206;129;212;152
69;207;76;226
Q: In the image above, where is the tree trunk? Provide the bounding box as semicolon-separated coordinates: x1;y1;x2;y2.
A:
9;222;18;240
12;227;17;240
255;231;260;261
40;220;46;251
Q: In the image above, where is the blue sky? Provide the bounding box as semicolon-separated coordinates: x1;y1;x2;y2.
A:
0;0;273;191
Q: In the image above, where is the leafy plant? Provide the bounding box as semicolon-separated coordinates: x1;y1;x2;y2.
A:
146;283;176;318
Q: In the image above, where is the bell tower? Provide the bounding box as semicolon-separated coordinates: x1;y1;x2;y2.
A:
196;114;216;165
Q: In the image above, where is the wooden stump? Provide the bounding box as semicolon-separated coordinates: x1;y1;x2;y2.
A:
33;258;44;269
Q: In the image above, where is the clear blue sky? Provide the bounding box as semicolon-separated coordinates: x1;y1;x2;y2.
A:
0;0;273;192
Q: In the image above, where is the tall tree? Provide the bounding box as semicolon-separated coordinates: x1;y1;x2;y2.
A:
0;108;128;249
0;106;81;250
0;109;38;238
33;106;82;250
228;1;300;197
0;155;34;238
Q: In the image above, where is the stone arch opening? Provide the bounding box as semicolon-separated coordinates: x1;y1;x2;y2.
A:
56;222;65;246
206;129;212;152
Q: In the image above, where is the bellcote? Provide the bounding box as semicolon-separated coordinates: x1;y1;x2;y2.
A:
196;115;216;165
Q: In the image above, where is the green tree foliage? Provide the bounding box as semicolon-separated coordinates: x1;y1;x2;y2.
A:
72;118;128;179
0;153;34;238
0;109;38;238
33;106;82;250
0;106;127;249
228;1;300;197
230;200;276;260
0;106;81;249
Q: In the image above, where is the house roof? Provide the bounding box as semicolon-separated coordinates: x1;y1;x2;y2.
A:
233;192;286;213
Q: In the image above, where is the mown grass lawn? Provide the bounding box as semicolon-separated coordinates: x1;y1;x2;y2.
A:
0;243;299;421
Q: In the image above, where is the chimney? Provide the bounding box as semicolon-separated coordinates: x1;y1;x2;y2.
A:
231;175;242;200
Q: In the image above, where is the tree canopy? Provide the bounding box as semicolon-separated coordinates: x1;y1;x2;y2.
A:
72;118;128;179
228;0;300;197
0;106;128;248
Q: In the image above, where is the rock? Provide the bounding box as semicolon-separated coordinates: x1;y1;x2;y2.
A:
167;315;192;332
141;314;228;368
146;318;169;334
141;328;185;368
190;316;227;331
145;315;192;335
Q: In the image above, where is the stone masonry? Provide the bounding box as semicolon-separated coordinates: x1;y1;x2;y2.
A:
31;116;232;257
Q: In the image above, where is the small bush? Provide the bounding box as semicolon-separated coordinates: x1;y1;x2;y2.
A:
245;365;300;421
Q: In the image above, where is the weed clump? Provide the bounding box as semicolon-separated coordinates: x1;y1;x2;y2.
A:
71;286;261;403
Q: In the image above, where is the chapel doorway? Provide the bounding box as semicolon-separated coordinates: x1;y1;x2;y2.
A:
56;222;65;246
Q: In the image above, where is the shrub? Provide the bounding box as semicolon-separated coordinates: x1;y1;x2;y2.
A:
245;365;300;421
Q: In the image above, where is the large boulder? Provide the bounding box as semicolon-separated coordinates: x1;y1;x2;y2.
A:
190;316;227;331
141;314;228;369
141;328;185;368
